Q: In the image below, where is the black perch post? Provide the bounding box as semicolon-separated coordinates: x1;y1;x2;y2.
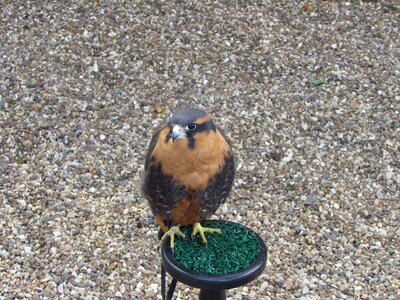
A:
159;220;267;300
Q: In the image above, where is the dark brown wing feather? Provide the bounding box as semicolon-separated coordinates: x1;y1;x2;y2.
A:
197;152;235;218
144;128;162;171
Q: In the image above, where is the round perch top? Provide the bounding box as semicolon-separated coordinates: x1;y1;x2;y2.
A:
161;220;267;290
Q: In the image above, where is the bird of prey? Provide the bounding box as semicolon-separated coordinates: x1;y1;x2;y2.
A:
142;108;235;247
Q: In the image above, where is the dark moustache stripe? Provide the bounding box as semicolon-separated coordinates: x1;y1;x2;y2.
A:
188;136;196;148
187;120;216;149
164;129;172;143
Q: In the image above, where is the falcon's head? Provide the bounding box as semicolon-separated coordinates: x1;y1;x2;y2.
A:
167;108;216;148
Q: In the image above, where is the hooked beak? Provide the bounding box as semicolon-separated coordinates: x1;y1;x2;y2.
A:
172;125;186;142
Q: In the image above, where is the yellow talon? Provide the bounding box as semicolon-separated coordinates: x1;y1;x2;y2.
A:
191;222;221;244
160;226;186;248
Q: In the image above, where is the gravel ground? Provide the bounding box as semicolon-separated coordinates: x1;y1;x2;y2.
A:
1;1;399;299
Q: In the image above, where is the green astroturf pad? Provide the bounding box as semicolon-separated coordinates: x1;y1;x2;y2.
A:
172;221;260;275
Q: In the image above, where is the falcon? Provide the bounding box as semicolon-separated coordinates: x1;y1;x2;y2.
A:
142;108;235;247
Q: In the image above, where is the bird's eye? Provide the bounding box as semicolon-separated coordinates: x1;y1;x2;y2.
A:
187;123;197;131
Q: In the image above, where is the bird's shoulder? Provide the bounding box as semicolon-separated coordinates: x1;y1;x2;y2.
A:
144;127;165;171
216;125;232;147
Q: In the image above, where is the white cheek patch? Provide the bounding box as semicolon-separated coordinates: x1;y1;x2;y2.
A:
172;125;187;140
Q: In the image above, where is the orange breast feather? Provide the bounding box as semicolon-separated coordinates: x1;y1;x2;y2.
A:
151;128;230;190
